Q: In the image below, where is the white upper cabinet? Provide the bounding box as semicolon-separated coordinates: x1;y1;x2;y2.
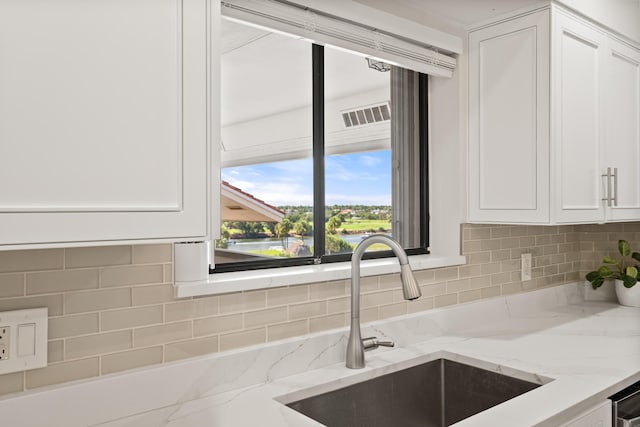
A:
468;5;640;225
468;10;550;223
0;0;211;247
604;37;640;221
551;10;607;223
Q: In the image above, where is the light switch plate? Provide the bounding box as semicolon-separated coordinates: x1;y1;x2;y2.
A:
0;308;47;375
521;253;532;282
0;326;8;360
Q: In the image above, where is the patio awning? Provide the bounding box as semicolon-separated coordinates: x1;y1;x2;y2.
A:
221;181;285;223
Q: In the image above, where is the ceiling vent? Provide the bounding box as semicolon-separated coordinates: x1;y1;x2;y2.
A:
341;102;391;128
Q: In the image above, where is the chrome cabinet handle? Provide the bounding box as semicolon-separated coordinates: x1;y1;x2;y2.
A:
602;167;613;207
613;167;618;207
601;167;619;207
362;337;395;351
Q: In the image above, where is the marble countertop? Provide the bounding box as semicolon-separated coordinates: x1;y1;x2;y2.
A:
2;283;639;427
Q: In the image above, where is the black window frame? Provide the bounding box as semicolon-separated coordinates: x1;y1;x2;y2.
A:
212;44;429;274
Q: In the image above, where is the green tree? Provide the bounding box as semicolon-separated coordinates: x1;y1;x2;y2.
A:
293;219;312;243
215;224;231;249
263;222;276;236
237;221;264;238
325;234;353;254
275;218;293;249
327;215;342;234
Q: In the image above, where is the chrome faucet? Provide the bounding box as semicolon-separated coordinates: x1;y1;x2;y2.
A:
346;235;421;369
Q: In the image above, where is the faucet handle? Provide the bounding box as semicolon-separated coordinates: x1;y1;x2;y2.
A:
362;337;395;351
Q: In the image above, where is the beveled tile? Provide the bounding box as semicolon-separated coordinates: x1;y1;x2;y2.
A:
459;289;482;303
458;265;482;279
481;286;502;299
0;294;63;316
267;320;308;341
0;372;23;396
164;264;173;283
309;314;345;333
327;296;348;315
434;267;458;281
101;346;163;375
0;273;24;298
361;290;394;308
49;313;99;339
379;302;407;319
379;274;402;290
418;282;446;298
65;288;131;314
220;290;266;313
131;284;174;306
194;313;242;337
165;297;219;322
360;276;379;292
360;307;379;323
407;297;434;313
48;340;64;363
132;244;172;264
100;264;164;288
27;269;98;295
434;294;457;308
66;331;132;359
446;279;469;293
502;282;523;295
25;358;99;389
267;286;309;306
134;321;191;347
0;249;63;274
219;328;265;351
165;337;219;362
309;281;346;300
244;307;287;328
101;305;163;331
65;246;131;268
289;301;326;320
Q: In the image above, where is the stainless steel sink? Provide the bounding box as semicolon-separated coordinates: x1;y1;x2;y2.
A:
286;358;543;427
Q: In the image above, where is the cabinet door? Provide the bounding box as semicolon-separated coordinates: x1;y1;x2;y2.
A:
0;0;209;247
560;400;611;427
468;10;550;224
604;38;640;222
552;11;607;223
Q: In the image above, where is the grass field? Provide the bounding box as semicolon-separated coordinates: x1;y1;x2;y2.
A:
248;249;290;257
341;219;391;232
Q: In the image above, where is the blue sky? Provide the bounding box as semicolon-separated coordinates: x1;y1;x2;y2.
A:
222;150;391;206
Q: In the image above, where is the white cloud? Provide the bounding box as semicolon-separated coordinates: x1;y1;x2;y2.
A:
325;192;391;205
359;155;382;167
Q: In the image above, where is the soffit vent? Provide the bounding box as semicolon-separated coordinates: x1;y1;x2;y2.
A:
341;102;391;128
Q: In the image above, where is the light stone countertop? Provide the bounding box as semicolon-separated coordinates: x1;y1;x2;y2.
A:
2;283;639;427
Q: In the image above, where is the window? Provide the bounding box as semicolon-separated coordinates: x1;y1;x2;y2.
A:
213;17;429;273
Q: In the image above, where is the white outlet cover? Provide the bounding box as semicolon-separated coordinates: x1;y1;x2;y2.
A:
521;253;532;282
0;308;47;375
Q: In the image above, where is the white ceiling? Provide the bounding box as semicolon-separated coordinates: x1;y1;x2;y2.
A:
221;18;389;127
221;1;547;127
355;0;545;27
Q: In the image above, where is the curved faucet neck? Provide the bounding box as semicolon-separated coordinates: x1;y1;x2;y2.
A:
350;235;409;317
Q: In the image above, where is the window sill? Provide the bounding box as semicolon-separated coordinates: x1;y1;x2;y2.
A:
174;254;466;298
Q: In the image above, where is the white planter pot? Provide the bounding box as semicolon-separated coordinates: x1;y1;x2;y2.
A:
615;279;640;307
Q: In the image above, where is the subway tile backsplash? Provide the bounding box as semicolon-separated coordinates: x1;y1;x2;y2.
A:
0;224;636;396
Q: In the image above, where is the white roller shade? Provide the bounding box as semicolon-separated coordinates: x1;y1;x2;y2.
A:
221;0;457;78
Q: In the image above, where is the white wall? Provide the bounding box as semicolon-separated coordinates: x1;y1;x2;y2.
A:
557;0;640;42
221;87;390;167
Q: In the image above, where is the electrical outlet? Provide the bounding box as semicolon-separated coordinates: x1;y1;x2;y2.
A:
521;253;532;282
0;326;9;360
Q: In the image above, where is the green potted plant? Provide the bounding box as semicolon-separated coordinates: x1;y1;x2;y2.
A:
585;239;640;307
